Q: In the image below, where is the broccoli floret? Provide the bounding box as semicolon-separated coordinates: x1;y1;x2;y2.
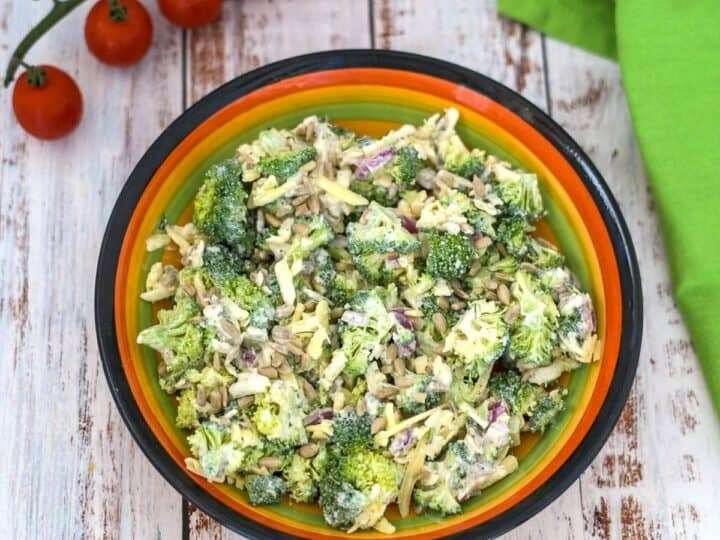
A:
257;146;317;182
201;245;275;327
444;300;509;382
526;388;566;434
351;251;406;285
494;173;544;221
319;476;368;530
390;146;422;187
176;388;200;429
320;410;401;531
401;271;435;310
347;202;421;255
413;441;473;516
287;215;335;262
330;270;362;307
424;231;475;280
340;290;395;376
441;135;486;179
245;474;287;505
251;379;308;448
526;238;564;268
396;375;443;416
308;248;336;296
349;180;399;207
557;289;596;362
508;270;559;369
284;454;318;503
495;217;531;258
193;158;254;252
413;481;462;516
187;421;264;480
137;296;210;392
327;410;373;453
466;208;497;239
488;370;538;417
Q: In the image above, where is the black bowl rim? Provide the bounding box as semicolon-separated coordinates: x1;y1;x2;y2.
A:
95;49;642;540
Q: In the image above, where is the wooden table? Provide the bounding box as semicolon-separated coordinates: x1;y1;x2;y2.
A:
2;1;718;538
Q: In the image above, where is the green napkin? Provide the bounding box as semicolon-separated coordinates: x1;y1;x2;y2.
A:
498;0;720;417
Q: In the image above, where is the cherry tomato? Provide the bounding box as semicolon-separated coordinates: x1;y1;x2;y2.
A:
158;0;222;29
85;0;153;66
12;65;83;139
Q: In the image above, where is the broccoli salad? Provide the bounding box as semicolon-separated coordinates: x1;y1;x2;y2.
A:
137;108;599;534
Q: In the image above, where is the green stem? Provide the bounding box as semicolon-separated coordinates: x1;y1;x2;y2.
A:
3;0;88;88
109;0;128;22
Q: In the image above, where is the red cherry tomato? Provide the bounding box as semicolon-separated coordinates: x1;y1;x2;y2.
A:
12;65;83;139
158;0;222;29
85;0;153;66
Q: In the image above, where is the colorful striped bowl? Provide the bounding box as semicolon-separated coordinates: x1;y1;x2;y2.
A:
95;51;642;539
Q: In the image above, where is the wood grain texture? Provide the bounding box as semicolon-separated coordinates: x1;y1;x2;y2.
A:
0;2;183;539
542;39;720;540
372;0;548;110
2;1;719;539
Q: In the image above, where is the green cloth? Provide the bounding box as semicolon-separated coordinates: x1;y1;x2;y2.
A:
499;0;720;416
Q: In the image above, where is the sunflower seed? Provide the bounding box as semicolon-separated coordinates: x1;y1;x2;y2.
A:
275;304;294;319
474;236;493;251
275;204;293;218
292;195;310;207
258;456;283;469
411;317;425;330
394;355;406;376
452;286;469;300
386;343;398;363
301;378;317;400
213;352;222;371
371;416;387;435
264;213;282;228
258;366;278;379
271;353;284;368
485;278;498;290
209;390;222;411
196;387;207;406
520;261;540;273
394;376;415;389
299;443;319;458
504;303;521;324
356;398;367;416
304;300;317;312
469;259;482;277
295;203;311;216
277;361;293;375
473;177;486;198
381;364;393;374
286;341;306;357
496;243;508;257
271;325;291;341
497;283;511;305
432;312;448;334
292;222;310;236
495;272;515;282
237;395;255;409
309;195;321;214
436;296;450;309
220;385;228;408
374;383;400;398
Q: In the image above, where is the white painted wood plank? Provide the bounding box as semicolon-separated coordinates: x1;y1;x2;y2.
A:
372;0;548;110
539;38;720;539
184;1;371;537
0;2;183;538
186;0;372;105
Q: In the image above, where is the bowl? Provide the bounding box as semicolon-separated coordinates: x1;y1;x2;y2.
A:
95;50;642;539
